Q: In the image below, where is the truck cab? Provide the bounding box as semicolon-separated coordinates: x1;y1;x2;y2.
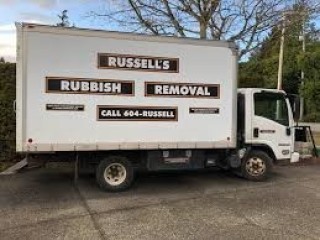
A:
238;88;299;163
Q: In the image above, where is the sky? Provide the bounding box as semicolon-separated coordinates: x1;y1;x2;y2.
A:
1;0;320;62
0;0;119;62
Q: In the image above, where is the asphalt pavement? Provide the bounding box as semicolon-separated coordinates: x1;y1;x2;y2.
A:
1;164;320;240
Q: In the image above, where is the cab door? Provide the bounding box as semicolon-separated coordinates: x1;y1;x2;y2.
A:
250;91;294;160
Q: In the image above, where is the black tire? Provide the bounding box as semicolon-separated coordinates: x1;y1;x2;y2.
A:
96;156;134;192
240;150;273;181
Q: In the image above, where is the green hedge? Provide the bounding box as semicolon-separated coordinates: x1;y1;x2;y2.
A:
0;63;16;161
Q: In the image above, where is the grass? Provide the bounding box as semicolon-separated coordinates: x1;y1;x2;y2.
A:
313;132;320;146
0;162;15;172
0;162;8;172
312;132;320;156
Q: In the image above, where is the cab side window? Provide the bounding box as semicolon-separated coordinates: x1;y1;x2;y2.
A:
254;92;289;126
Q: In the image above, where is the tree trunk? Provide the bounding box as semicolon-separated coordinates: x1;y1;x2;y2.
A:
199;20;207;39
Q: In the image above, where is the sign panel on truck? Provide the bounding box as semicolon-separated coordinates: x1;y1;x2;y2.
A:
16;23;238;152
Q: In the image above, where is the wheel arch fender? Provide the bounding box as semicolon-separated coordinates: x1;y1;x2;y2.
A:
248;144;277;162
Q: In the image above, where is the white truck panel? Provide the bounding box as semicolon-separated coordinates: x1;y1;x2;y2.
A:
16;23;238;152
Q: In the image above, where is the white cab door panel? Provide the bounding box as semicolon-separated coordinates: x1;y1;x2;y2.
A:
250;91;294;160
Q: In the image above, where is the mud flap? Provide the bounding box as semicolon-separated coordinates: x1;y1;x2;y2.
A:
228;147;251;169
228;154;241;168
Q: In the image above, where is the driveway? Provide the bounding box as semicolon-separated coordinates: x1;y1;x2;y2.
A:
1;165;320;240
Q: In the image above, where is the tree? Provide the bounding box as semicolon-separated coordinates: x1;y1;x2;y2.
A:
0;57;5;63
0;63;16;161
240;31;299;92
239;2;320;121
91;0;320;58
299;42;320;121
57;10;70;27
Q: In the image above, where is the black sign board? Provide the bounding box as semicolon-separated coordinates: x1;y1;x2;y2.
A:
145;82;220;98
97;105;178;121
189;107;220;114
46;77;134;95
98;53;179;73
46;104;84;111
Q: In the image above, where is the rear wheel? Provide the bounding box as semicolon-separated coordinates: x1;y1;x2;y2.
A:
240;150;273;181
96;156;134;192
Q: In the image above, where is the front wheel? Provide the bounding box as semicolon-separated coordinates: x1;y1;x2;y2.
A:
240;150;273;181
96;156;134;192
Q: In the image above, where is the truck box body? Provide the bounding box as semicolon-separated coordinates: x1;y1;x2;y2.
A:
16;23;238;152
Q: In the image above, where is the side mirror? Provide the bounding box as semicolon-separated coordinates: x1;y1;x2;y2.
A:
293;97;300;122
287;94;300;122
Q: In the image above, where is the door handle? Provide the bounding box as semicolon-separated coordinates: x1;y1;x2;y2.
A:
253;128;259;138
286;127;291;136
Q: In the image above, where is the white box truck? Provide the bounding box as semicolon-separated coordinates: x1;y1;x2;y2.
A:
16;23;300;191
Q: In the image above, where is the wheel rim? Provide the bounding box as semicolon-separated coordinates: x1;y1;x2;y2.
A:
245;157;266;177
104;163;127;186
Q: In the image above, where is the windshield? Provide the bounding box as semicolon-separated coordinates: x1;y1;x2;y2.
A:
254;92;289;126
